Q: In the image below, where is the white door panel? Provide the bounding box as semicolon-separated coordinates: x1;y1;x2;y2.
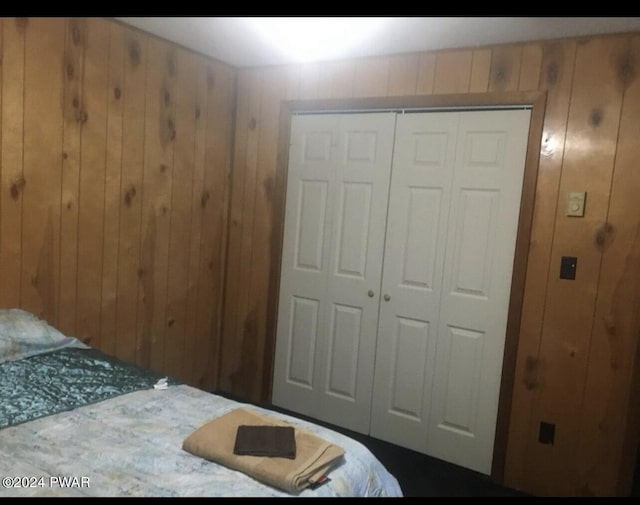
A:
428;109;531;474
273;113;396;433
370;112;460;451
316;114;397;433
286;296;320;387
273;114;338;415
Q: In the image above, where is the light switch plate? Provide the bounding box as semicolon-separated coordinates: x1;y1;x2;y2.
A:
566;191;586;217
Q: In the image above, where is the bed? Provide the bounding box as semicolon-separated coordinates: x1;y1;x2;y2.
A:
0;309;403;497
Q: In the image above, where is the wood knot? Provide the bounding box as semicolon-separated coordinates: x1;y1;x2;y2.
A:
159;164;167;173
569;351;575;358
167;319;175;328
195;107;201;119
167;119;176;140
208;261;214;270
124;185;137;206
137;268;144;279
71;23;82;45
72;96;80;109
496;69;505;81
66;201;73;210
128;40;141;68
9;176;26;200
66;62;74;79
523;356;537;390
160;204;168;215
15;17;29;32
603;315;617;336
76;109;88;124
594;222;616;251
616;50;637;88
201;190;210;209
249;117;257;130
31;275;39;287
589;108;603;128
113;87;122;100
167;54;176;76
546;63;559;86
62;152;68;160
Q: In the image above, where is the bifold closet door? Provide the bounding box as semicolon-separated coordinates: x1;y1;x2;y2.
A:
370;109;531;475
369;112;460;453
271;113;396;433
427;109;530;474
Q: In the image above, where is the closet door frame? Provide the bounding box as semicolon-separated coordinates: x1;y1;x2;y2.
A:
265;91;547;484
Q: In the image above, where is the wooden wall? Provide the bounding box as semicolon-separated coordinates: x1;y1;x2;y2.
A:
220;33;640;496
0;17;236;391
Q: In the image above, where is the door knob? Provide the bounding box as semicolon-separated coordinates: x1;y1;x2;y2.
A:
368;290;375;298
383;294;391;301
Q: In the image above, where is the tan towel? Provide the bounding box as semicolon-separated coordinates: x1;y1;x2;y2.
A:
182;408;345;493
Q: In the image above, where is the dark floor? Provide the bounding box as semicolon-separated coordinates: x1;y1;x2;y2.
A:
272;405;528;497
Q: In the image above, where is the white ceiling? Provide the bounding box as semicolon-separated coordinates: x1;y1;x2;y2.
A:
115;17;640;68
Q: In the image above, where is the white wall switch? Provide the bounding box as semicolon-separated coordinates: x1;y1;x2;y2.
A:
566;191;586;217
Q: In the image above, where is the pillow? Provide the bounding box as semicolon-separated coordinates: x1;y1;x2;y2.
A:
0;308;89;364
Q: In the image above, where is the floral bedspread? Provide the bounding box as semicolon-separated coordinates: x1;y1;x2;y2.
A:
0;352;402;497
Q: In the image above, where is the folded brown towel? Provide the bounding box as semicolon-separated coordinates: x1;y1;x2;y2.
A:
182;408;345;494
234;425;296;459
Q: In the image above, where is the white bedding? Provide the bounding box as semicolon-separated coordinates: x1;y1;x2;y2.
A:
0;384;403;497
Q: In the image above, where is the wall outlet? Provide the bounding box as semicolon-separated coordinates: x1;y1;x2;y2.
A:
539;421;556;445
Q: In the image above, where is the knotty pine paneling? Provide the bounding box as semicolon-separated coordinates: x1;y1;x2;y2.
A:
353;56;389;97
58;18;85;337
321;60;355;99
488;45;523;92
182;57;209;386
21;18;65;323
220;69;262;397
416;52;436;95
192;60;234;393
387;54;419;96
115;27;147;364
574;35;640;496
138;36;177;372
433;49;473;94
518;44;544;91
76;17;110;349
0;17;235;391
469;49;492;93
523;35;628;496
504;39;578;488
164;48;198;381
0;18;25;309
100;21;126;357
221;32;640;497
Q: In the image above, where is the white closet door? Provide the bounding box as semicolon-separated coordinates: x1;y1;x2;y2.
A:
272;114;338;419
272;113;396;433
369;112;460;452
427;109;531;474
